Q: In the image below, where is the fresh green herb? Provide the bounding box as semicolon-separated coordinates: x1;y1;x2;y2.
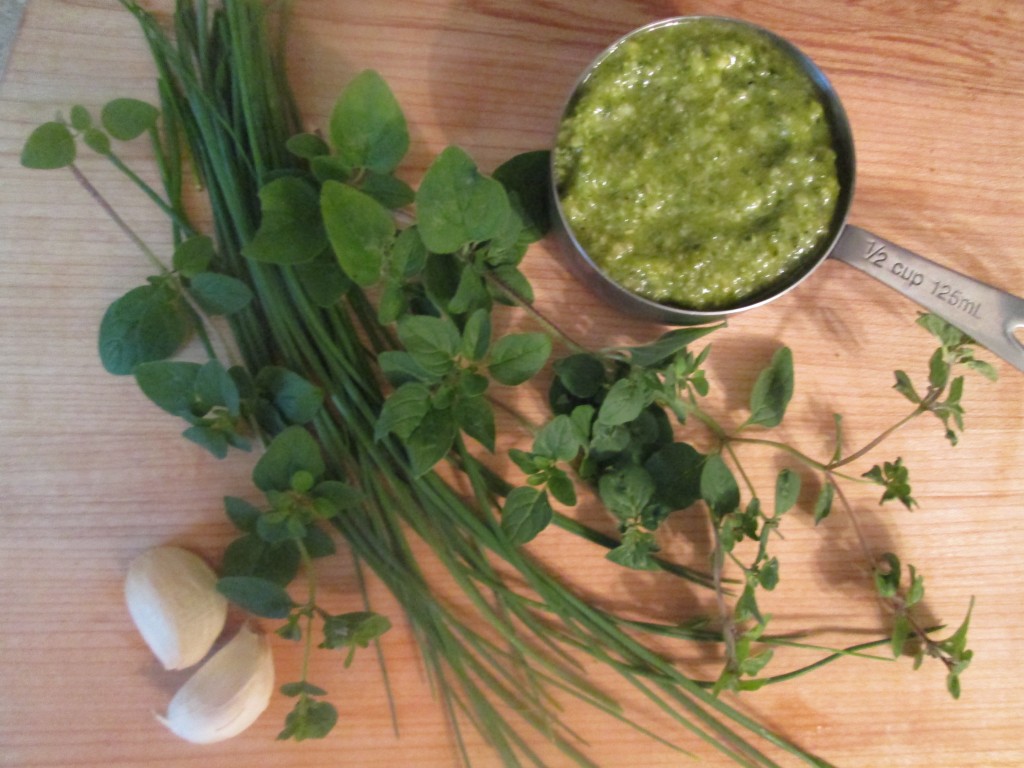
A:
23;0;1000;764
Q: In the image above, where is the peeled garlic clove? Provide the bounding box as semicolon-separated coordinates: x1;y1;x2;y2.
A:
125;546;228;670
157;624;275;744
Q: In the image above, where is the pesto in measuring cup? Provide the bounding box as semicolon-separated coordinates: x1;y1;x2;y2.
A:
553;18;840;310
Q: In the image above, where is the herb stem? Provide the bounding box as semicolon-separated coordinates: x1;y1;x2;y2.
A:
483;271;587;354
68;163;168;274
104;150;196;234
827;405;926;470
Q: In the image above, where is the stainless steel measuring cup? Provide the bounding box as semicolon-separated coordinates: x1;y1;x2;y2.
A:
550;16;1024;372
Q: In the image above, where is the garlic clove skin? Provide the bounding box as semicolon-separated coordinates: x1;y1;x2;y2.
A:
125;546;228;670
157;624;275;744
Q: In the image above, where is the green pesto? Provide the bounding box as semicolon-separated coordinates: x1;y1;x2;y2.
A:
554;19;840;310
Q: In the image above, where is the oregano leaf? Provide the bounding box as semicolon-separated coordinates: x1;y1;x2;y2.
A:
321;180;396;286
278;698;338;741
253;426;325;492
244;176;327;265
100;98;158;141
488;332;551;386
746;347;794;428
645;441;705;511
329;69;409;174
82;127;111;155
501;486;554;546
98;283;192;375
134;360;201;416
375;382;431;441
774;468;801;516
285;132;330;160
21;121;76;169
69;105;92;131
700;453;739;519
813;482;835;524
172;235;214;277
256;366;324;425
189;271;254;315
598;376;651;426
417;146;512;253
491;149;552;242
216;575;295;618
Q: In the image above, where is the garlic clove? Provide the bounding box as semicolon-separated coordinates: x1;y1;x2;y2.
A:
157;624;275;744
125;546;228;670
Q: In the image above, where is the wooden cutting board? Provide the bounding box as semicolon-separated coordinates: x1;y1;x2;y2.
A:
1;1;1022;766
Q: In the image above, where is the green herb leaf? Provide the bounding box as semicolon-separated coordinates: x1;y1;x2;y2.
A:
301;524;336;557
375;382;431;441
460;308;492;361
195;359;241;415
313;480;364;514
405;405;457;476
533;415;582;463
813;482;835;524
216;575;294;618
396;314;460;378
417;146;511;253
69;105;92;131
21;121;76;169
501;486;554;546
280;681;328;697
774;468;801;516
256;366;324;425
100;98;159;140
329;69;409;174
172;235;214;277
244;176;327;265
889;614;911;658
294;251;352;307
134;360;201;416
700;454;739;519
321;180;396;286
487;332;551;386
644;442;705;511
873;552;901;598
182;424;230;458
447;267;488;315
553;354;605;400
98;283;192;375
253;426;325;493
491;150;552;242
224;496;262;532
278;698;338;741
606;527;661;571
457;395;496;452
321;611;392;653
619;325;722;369
189;271;254;315
598;465;655;522
358;170;415;209
892;370;921;404
545;469;577;506
863;458;917;510
285;132;330;160
745;347;794;428
597;376;651;426
82;127;111;155
222;534;301;586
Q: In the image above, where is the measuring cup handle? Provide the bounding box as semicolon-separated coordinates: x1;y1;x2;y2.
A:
830;225;1024;373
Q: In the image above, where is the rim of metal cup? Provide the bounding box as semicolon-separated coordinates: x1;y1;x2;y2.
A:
549;16;857;324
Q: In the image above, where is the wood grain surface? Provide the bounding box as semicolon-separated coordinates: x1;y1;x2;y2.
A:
1;1;1022;766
